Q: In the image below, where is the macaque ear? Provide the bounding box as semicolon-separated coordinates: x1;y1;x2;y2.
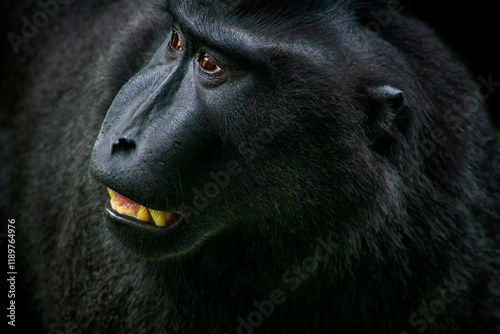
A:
365;85;404;141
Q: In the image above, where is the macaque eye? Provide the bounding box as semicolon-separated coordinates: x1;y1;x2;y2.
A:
198;52;221;72
170;31;182;51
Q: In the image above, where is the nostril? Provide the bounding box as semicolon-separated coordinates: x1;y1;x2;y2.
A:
112;138;137;153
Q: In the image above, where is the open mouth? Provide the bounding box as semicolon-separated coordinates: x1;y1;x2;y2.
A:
102;187;209;260
107;188;181;227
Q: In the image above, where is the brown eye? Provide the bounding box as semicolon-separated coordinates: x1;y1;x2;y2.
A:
170;31;182;51
199;52;221;72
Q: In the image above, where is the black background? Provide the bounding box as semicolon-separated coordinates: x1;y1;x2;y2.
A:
403;0;499;126
0;1;499;333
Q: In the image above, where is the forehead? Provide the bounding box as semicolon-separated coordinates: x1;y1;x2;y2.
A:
164;0;354;39
166;0;328;20
165;0;304;36
163;0;350;65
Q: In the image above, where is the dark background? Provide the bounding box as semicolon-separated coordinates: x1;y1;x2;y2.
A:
0;1;498;333
404;0;499;126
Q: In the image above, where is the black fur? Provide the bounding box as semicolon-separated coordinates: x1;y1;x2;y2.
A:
1;0;499;333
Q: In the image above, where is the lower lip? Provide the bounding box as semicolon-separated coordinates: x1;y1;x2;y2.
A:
103;201;186;260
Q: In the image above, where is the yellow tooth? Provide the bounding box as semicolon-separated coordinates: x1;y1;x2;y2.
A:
149;209;171;227
108;188;117;199
115;205;136;217
110;198;120;212
137;205;153;222
107;188;168;226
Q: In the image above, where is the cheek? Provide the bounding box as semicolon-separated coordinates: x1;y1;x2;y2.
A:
204;81;277;140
